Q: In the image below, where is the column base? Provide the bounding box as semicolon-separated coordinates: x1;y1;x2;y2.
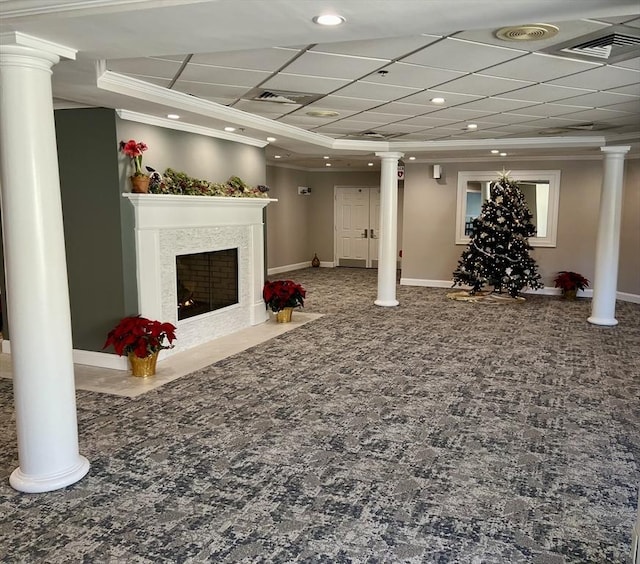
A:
587;316;618;326
374;299;399;307
10;455;90;493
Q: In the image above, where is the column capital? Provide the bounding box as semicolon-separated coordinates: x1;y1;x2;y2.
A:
375;151;404;160
0;31;76;61
601;146;631;156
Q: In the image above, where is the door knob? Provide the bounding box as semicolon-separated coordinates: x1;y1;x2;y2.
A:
362;229;368;238
370;229;376;239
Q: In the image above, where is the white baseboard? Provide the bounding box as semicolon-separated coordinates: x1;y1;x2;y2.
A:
268;261;334;275
320;261;335;268
1;340;128;370
399;278;639;303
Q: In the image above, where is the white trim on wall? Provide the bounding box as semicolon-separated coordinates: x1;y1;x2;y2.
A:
1;341;129;370
267;261;335;275
399;278;639;303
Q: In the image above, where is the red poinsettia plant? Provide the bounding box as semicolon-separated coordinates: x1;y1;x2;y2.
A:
263;280;306;312
119;139;148;177
554;271;590;292
103;315;177;358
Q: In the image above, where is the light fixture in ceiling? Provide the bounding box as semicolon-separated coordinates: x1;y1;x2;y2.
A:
430;97;446;105
409;156;416;161
167;113;180;119
495;23;559;42
266;136;276;142
326;163;332;167
274;155;281;159
500;152;508;157
491;149;500;154
306;110;340;118
224;126;236;132
323;155;330;159
466;123;478;130
313;14;345;26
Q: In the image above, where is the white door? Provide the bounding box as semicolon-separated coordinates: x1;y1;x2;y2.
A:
336;186;380;268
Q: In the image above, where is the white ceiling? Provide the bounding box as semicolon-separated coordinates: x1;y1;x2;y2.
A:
1;0;639;170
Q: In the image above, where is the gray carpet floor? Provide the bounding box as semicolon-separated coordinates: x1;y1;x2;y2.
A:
1;267;638;563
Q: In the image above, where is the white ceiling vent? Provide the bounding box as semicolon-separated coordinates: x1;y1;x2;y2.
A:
245;88;323;105
541;25;640;64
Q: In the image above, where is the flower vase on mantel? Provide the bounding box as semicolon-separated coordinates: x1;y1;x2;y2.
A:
130;174;150;193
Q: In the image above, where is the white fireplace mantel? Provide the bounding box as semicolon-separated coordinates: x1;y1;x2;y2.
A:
124;193;276;356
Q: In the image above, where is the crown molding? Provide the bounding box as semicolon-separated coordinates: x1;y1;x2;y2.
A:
116;109;268;147
0;31;76;59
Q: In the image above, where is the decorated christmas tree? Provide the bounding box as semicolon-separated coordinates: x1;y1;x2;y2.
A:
452;171;543;298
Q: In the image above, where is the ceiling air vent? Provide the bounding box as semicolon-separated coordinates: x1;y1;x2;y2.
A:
537;123;618;135
541;25;640;64
245;88;323;105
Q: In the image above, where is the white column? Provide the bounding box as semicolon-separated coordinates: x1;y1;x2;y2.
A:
588;145;630;327
0;35;89;492
374;152;403;307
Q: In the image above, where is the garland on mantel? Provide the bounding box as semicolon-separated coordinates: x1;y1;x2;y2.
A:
147;168;269;198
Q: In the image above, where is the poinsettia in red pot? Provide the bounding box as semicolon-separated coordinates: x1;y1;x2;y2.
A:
263;280;306;323
103;315;177;377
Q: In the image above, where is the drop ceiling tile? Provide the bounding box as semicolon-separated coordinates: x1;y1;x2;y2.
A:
553;90;638;108
608;83;640;96
425;107;496;120
361;62;465;89
281;51;387;80
503;83;594;103
549;66;640;90
496;112;543;124
482;53;600;82
334;112;402;125
304;95;383;112
171;80;250;99
179;64;271;86
502;103;589;118
612;57;640;72
188;47;300;71
456;97;537;113
434;73;532;97
403;37;525;72
549;107;631;122
601;99;640;113
334;81;421;101
278;115;341;127
376;123;431;133
315;118;388;130
375;102;424;117
261;73;351;94
396;115;461;127
400;90;483;106
518;116;596;129
287;106;361;119
313;123;366;133
107;57;182;79
310;35;441;59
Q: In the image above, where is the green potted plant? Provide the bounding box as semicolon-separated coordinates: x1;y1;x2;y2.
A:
103;315;177;377
554;271;589;300
263;279;306;323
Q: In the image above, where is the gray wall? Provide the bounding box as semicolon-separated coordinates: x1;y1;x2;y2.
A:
55;108;128;351
401;158;640;294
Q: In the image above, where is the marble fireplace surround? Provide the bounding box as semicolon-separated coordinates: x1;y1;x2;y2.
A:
124;193;276;361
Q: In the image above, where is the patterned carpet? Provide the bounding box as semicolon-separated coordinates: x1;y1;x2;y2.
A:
1;267;639;563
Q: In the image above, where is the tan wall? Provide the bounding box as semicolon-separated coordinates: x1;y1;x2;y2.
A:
265;166;312;269
402;158;640;295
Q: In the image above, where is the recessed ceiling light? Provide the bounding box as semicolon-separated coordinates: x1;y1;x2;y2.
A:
313;14;345;26
466;123;478;130
430;97;446;105
323;156;330;159
306;110;340;118
224;126;236;132
266;137;276;142
409;156;416;161
167;113;180;119
500;152;507;157
274;155;281;159
491;149;500;154
368;162;374;167
326;163;332;167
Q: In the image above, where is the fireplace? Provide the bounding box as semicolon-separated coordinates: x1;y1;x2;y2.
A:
176;248;238;320
124;193;275;358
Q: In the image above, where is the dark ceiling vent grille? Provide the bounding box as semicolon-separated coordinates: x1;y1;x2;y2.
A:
245;88;323;105
542;25;640;64
537;123;618;135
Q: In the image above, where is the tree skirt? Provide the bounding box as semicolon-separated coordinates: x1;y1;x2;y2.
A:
447;290;526;303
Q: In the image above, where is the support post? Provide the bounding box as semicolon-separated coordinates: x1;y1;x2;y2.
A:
0;34;89;492
588;145;630;327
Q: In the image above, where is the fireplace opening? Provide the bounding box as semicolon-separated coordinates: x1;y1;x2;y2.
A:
176;248;238;321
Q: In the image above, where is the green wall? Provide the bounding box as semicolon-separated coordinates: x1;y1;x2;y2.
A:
55;108;130;351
